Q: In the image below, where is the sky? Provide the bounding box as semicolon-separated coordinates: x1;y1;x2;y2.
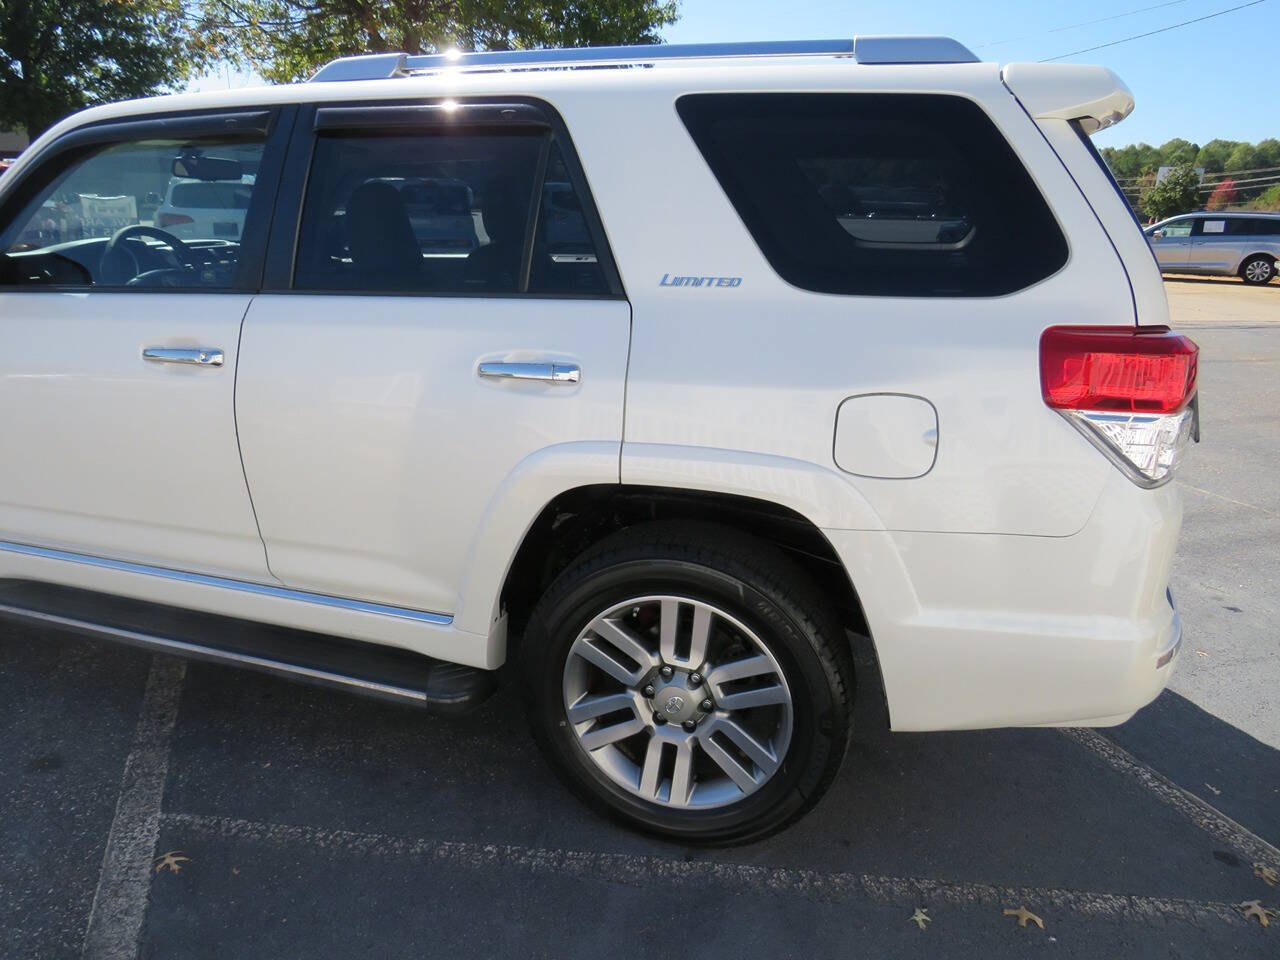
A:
190;0;1276;149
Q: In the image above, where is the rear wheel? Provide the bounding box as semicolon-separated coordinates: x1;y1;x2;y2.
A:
522;521;854;843
1240;255;1274;285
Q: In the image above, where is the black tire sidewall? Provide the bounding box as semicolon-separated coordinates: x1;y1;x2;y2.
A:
525;555;846;844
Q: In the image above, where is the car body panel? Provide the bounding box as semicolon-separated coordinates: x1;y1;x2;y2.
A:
0;55;1190;729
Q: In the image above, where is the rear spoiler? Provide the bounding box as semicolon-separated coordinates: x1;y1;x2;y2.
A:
1001;63;1135;133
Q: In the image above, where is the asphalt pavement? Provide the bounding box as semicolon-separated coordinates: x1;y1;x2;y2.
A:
2;276;1277;959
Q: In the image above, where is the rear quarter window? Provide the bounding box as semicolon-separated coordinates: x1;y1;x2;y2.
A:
677;93;1069;297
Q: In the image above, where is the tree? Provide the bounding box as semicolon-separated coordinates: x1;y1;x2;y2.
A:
197;0;681;83
1157;138;1199;168
1225;142;1261;172
0;0;210;141
1195;139;1240;174
1140;163;1200;221
1204;177;1238;211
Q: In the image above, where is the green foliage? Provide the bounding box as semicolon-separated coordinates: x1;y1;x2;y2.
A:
1140;163;1201;221
196;0;681;83
1101;137;1279;180
0;0;210;139
1250;184;1280;211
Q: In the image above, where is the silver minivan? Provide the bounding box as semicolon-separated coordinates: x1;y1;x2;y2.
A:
1145;212;1280;285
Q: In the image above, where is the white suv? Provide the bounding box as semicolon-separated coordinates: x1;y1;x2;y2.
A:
0;37;1197;842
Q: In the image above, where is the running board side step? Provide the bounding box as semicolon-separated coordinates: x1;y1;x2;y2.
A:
0;580;494;715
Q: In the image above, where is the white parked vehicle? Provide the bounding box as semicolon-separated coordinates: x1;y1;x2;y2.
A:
0;37;1197;842
154;173;257;242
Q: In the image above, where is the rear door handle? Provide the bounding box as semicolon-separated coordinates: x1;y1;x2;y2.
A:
143;347;224;367
477;361;580;384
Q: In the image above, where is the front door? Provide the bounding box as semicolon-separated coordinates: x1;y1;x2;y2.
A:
234;103;630;616
0;112;284;578
1149;217;1193;271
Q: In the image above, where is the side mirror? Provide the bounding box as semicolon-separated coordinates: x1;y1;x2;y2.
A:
172;154;243;181
1151;229;1163;240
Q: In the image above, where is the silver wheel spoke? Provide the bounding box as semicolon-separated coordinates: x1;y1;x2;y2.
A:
707;654;776;692
700;732;758;792
687;605;713;667
716;684;790;711
716;718;779;775
567;691;637;724
669;739;695;807
571;635;646;687
658;598;680;663
638;735;665;798
588;617;656;676
579;714;645;752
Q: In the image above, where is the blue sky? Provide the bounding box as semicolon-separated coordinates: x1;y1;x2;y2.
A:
192;0;1274;148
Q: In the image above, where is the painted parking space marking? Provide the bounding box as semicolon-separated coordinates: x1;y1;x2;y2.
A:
81;657;185;960
162;812;1254;928
1061;728;1279;868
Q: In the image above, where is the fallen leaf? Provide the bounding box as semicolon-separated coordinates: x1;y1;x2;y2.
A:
1195;649;1209;657
153;851;190;875
1205;783;1222;795
1003;906;1045;930
909;907;930;930
1254;864;1278;887
1239;900;1272;927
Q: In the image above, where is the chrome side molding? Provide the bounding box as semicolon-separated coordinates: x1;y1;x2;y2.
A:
0;539;452;626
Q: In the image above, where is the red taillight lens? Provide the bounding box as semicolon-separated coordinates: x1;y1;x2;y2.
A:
156;212;193;228
1040;325;1198;414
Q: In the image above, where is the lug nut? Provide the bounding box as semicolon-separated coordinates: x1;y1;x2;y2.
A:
682;719;697;732
689;672;702;686
642;684;656;698
653;712;667;725
660;665;674;679
699;698;713;712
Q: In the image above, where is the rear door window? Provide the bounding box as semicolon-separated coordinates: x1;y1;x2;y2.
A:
294;121;610;296
677;93;1068;297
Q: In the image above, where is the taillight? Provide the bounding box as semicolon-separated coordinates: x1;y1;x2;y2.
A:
1040;325;1199;487
156;212;193;228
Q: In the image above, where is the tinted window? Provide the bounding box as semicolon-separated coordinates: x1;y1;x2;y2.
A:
0;134;267;289
1248;218;1279;237
677;94;1068;297
529;143;608;295
295;130;607;296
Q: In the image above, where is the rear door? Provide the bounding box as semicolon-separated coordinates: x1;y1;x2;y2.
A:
0;109;289;577
235;100;630;616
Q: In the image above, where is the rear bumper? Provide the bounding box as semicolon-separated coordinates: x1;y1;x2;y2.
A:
825;470;1183;731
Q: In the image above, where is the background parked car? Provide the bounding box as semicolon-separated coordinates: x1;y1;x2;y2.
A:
153;174;257;241
1145;212;1280;284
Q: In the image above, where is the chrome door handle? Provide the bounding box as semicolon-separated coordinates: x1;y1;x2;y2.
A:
143;347;224;367
477;361;580;384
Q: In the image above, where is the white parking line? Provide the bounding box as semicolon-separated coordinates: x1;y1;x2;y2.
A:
81;656;186;960
1061;728;1280;868
162;812;1252;927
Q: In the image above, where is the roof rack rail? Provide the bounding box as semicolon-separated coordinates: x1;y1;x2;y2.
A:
310;36;978;83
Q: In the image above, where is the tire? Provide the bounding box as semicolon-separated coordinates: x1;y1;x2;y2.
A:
1240;255;1275;285
521;520;854;844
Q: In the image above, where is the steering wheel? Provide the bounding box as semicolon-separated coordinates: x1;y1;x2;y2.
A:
99;225;198;286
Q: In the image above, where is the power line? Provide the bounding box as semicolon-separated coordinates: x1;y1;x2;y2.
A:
1041;0;1267;61
978;1;1192;48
